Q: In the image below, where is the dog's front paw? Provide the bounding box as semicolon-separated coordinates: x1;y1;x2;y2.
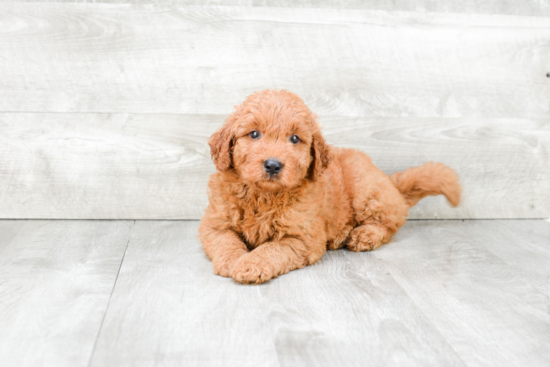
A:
231;252;275;284
212;249;248;278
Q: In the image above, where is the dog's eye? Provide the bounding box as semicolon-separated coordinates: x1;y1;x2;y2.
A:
249;130;260;139
290;135;300;144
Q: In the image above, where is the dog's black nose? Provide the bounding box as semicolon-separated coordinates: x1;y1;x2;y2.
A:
264;159;283;176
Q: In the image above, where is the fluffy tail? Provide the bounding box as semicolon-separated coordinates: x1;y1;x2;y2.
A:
389;162;461;208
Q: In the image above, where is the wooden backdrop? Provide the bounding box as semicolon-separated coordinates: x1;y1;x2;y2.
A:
1;2;549;219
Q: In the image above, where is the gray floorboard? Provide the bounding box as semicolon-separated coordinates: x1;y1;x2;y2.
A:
0;220;133;367
1;220;548;366
374;220;550;367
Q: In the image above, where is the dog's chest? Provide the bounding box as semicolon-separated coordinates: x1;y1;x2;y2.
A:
233;200;289;249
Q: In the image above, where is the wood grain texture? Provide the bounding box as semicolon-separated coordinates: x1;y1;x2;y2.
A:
89;220;280;367
0;220;133;367
16;0;550;17
374;219;550;367
1;220;548;366
1;113;548;219
88;219;550;367
90;220;465;367
1;4;548;118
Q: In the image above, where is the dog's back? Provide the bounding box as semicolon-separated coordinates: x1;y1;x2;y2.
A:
322;147;461;251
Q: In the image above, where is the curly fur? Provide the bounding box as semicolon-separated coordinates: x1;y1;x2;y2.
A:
199;90;461;284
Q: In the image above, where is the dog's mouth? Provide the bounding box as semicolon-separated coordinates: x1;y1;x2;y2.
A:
261;170;282;181
256;177;284;190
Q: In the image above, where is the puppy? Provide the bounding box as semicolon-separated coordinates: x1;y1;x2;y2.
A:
199;90;461;284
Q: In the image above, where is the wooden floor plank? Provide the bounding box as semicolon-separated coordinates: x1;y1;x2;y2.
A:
256;243;465;367
374;220;550;367
2;220;548;366
1;113;548;220
1;4;548;118
0;220;133;367
93;220;550;367
89;220;280;367
91;220;465;367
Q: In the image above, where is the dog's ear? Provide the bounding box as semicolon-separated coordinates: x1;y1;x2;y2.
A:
308;130;332;180
209;111;238;172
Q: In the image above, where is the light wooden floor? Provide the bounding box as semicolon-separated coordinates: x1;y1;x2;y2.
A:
1;219;548;367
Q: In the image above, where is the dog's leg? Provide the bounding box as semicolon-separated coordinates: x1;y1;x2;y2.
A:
231;237;324;284
346;223;394;252
199;227;249;277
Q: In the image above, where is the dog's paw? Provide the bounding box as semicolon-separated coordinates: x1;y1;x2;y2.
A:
212;250;247;278
347;225;385;252
231;252;275;284
212;259;233;278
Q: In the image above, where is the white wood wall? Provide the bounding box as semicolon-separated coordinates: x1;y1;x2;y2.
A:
1;2;549;219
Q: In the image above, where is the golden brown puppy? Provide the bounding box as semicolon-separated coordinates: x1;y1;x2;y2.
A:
199;90;461;284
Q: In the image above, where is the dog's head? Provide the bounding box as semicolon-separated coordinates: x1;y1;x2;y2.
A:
209;90;332;190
